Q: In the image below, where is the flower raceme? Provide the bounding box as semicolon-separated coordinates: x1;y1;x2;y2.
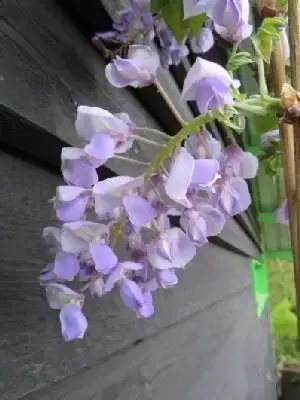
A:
40;104;258;341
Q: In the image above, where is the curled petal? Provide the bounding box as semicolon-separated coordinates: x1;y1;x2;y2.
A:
123;195;156;230
198;204;226;236
59;304;88;341
165;148;194;207
84;133;116;162
157;268;178;288
56;196;89;222
45;283;84;310
104;265;123;292
191;27;214;53
89;241;118;275
147;227;196;270
219;177;251;216
54;251;80;280
276;200;289;225
191;159;219;186
180;212;208;247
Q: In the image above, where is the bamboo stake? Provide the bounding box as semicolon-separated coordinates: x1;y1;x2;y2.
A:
287;0;300;343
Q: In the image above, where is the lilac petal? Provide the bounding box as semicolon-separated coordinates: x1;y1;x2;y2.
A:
157;269;178;288
198;204;226;236
39;262;64;285
59;304;88;341
138;290;154;318
93;176;136;217
128;45;160;75
239;152;258;179
84;132;116;161
191;27;214;54
56;186;86;202
119;261;144;271
180;212;208;247
191;159;219;186
123;195;156;230
276;200;289;225
104;265;123;292
196;76;233;114
185;131;222;159
89;277;105;298
56;196;89;222
120;279;144;312
89;241;118;275
45;283;84;310
165;148;194;207
219;177;251;216
181;57;231;102
105;62;132;88
183;0;218;19
62;156;98;189
147;228;196;270
54;251;80;280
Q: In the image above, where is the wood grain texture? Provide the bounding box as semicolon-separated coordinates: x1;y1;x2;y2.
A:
0;152;258;399
22;290;276;400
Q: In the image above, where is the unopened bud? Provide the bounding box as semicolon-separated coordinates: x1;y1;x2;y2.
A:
280;84;300;110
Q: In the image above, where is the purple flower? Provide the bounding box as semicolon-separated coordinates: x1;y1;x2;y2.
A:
53;251;80;280
219;144;258;180
180;204;226;246
59;304;88;341
105;45;159;88
76;106;134;155
156;269;178;288
183;0;218;19
123;195;156;231
120;279;154;318
89;242;118;275
181;58;234;114
165;147;219;207
276;200;289;225
211;0;253;43
105;261;144;292
156;26;189;68
147;227;196;270
184;131;222;159
44;283;84;310
55;186;91;222
191;27;214;54
217;176;251;216
61;147;98;188
93;176;143;219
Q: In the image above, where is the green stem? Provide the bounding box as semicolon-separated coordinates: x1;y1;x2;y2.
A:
132;135;162;148
144;111;214;179
154;79;187;126
257;57;268;97
234;101;270;116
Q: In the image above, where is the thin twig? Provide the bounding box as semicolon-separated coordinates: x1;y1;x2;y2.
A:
154;79;187;127
287;0;300;346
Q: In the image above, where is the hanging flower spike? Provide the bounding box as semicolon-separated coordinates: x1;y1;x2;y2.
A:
211;0;253;43
147;227;196;270
61;147;98;189
105;45;160;88
59;304;88;341
181;58;234;114
276;199;289;225
183;0;219;19
76;106;134;156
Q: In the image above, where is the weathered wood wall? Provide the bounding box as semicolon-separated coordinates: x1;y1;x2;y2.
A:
0;1;276;399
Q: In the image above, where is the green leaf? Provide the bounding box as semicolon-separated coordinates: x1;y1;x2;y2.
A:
184;13;206;38
151;0;170;12
161;0;185;42
254;17;286;62
227;51;253;73
251;113;278;134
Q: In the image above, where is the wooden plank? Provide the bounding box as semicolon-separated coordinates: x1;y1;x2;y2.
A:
0;151;259;399
21;290;276;400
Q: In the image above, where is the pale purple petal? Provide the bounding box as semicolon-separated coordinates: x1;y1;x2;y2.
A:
196;76;233;114
198;204;226;236
185;131;222;159
105;62;132;88
123;195;156;230
191;159;219;186
89;241;118;275
239;152;259;179
219;177;251;216
276;200;289;225
165;148;194;207
138;290;154;318
56;196;89;222
39;262;65;285
104;265;123;292
84;133;116;161
157;269;178;288
62;156;98;189
183;0;218;19
120;279;144;311
191;27;214;53
59;304;88;341
128;45;160;75
180;212;208;247
45;283;84;310
119;261;144;271
56;186;86;202
147;228;196;270
54;251;80;280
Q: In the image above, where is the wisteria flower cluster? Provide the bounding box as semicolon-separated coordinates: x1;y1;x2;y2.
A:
40;0;292;340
